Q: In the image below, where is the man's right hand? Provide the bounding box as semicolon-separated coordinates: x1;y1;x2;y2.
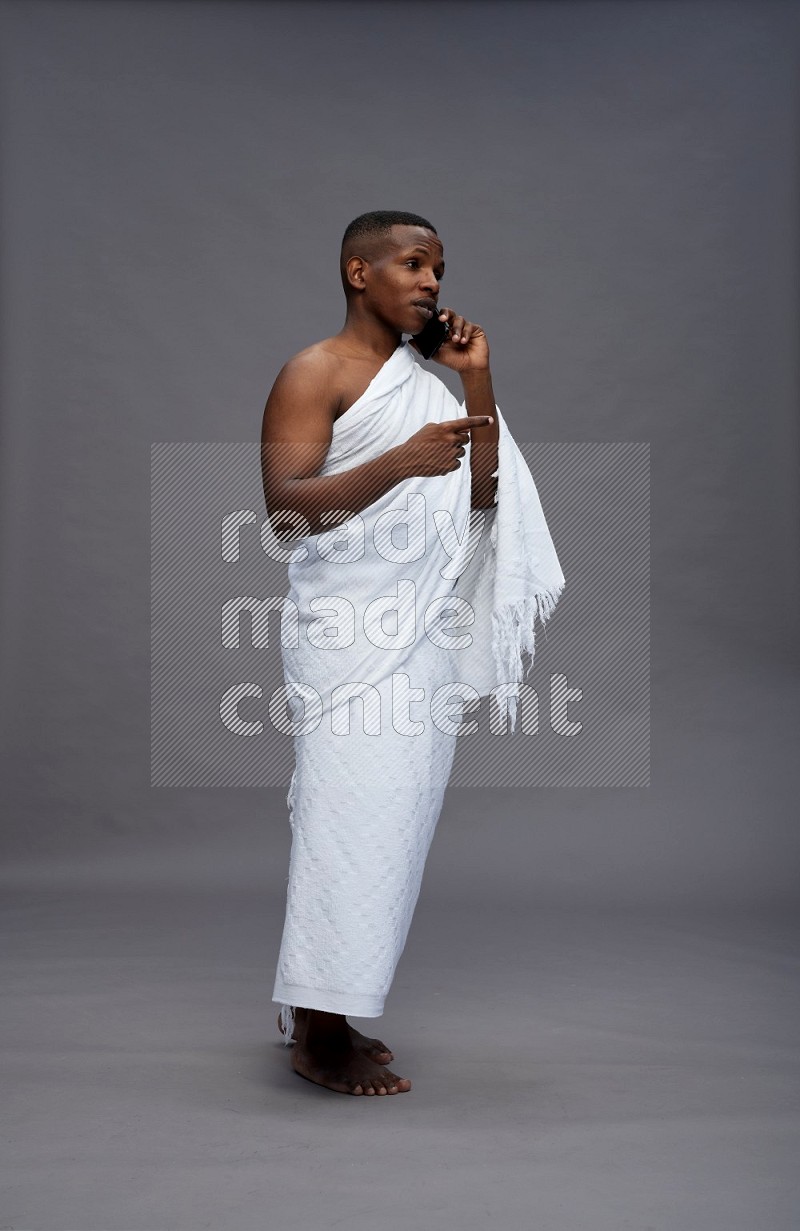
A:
395;416;494;478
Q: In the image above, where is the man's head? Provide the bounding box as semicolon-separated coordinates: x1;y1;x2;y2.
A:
340;210;445;333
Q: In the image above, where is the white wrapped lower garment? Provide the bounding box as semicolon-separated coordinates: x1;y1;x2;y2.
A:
271;342;564;1033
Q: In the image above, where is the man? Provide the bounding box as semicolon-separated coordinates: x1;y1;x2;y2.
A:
260;210;563;1097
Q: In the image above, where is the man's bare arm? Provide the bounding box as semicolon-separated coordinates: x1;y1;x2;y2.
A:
461;369;500;509
261;351;494;542
417;307;499;510
260;354;410;541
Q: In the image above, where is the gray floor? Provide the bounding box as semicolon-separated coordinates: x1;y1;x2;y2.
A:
2;640;799;1229
2;872;799;1229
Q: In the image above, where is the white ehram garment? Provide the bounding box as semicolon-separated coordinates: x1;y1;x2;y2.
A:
272;342;564;1033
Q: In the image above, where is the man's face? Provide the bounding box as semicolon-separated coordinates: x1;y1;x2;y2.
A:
365;225;445;333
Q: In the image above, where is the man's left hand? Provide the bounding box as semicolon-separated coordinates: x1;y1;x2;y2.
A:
424;308;490;373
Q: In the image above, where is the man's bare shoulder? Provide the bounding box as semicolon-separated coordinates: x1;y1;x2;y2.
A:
274;337;359;403
271;336;380;418
274;339;341;385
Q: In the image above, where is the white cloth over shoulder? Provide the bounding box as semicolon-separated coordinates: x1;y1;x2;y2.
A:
271;341;564;1025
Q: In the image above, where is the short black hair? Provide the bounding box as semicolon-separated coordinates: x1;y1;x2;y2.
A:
342;210;437;249
340;210;438;295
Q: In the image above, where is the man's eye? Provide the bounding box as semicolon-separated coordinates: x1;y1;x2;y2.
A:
407;259;419;268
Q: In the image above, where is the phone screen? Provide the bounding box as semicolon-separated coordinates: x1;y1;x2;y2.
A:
412;310;449;359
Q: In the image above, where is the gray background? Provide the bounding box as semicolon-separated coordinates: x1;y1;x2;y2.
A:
1;1;798;1228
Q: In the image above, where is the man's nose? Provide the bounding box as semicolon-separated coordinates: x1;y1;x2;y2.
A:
421;271;440;295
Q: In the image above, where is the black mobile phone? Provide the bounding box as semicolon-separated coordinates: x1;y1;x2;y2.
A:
411;307;449;359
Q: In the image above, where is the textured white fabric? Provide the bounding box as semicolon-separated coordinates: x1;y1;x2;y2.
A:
271;342;564;1026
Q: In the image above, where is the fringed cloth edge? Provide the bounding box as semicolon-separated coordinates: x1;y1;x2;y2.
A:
490;582;566;735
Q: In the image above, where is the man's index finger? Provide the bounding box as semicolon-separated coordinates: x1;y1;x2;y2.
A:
441;415;494;430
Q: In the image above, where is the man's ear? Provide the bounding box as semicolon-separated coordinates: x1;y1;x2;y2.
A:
346;255;368;292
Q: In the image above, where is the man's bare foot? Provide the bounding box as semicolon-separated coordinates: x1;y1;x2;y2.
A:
292;1025;412;1096
277;1006;394;1064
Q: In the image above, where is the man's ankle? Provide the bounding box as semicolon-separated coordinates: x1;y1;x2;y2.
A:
303;1008;349;1040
